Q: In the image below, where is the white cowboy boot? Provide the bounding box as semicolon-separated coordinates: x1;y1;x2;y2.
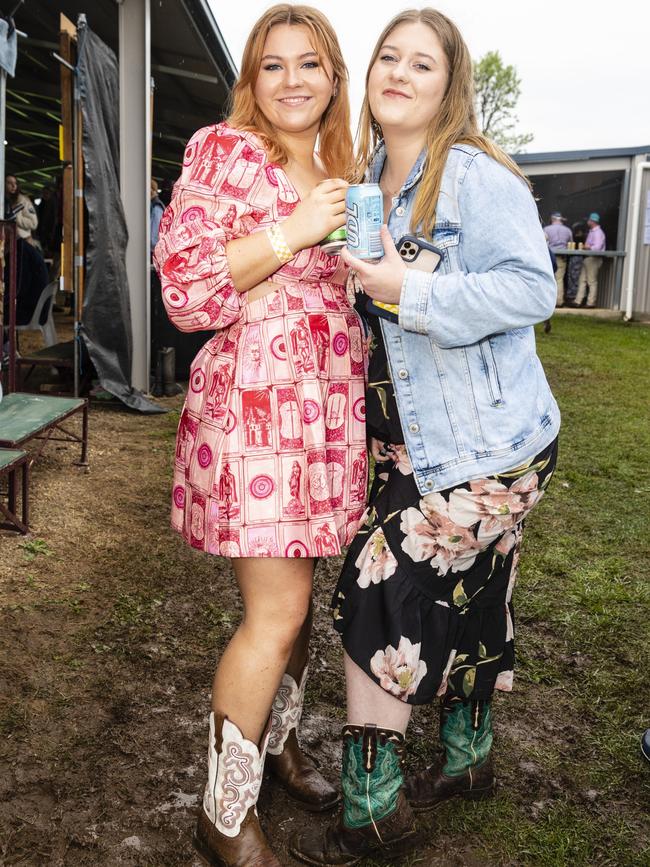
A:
194;712;281;867
265;660;339;811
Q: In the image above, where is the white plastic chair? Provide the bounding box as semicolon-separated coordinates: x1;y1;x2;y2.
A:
16;280;58;347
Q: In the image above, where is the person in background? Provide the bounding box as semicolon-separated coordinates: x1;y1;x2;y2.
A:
149;178;164;254
566;219;587;303
5;174;38;244
35;184;59;259
2;237;49;345
543;211;572;307
158;177;173;208
573;212;606;308
543;245;557;334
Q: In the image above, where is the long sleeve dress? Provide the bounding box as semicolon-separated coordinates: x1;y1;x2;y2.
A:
153;123;368;558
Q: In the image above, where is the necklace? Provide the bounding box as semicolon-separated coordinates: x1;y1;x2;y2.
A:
380;173;404;198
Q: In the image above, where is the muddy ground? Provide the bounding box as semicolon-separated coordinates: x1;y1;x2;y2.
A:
1;318;649;866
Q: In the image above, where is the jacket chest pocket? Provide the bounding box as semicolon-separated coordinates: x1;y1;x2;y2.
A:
478;337;504;407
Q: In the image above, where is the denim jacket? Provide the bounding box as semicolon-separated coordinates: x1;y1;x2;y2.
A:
367;142;561;493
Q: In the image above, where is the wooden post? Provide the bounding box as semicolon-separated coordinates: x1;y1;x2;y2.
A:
59;15;75;304
59;13;84;396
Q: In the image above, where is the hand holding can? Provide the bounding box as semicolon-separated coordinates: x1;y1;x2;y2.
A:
283;178;348;252
346;184;384;260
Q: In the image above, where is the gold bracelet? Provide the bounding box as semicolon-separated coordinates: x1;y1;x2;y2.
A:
266;223;294;264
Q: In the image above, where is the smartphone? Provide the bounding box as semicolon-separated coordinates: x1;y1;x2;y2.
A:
366;235;443;323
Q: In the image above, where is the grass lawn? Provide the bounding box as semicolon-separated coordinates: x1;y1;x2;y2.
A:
398;313;650;867
1;313;648;866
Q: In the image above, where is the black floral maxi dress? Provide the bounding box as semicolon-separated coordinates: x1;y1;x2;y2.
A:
331;299;558;705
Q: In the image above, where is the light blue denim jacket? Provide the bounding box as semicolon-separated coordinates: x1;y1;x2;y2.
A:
367;141;561;494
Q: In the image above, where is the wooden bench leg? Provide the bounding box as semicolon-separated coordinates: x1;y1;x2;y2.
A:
0;464;29;534
22;461;30;529
81;403;89;465
8;467;16;515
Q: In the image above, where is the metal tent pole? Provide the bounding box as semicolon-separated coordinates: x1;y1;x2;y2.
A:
5;221;17;394
1;4;25;398
1;0;24;219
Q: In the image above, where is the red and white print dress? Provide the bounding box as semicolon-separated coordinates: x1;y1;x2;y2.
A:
153;123;368;558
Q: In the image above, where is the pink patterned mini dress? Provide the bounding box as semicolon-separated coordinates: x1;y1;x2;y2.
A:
154;123;368;558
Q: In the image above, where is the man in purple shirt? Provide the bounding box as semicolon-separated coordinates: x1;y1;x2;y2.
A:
544;212;573;306
575;212;606;307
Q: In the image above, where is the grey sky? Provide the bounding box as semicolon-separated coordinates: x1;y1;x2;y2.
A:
208;0;650;153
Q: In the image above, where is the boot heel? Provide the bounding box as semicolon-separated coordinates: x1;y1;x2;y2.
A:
386;828;424;857
193;829;225;867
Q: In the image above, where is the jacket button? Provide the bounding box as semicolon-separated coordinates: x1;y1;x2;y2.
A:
395;206;405;216
425;480;434;489
398;369;408;379
408;422;419;433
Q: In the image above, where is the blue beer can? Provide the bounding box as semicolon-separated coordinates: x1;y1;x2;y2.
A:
345;184;384;259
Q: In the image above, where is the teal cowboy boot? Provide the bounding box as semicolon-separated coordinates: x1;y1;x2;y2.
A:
405;699;496;812
289;724;421;865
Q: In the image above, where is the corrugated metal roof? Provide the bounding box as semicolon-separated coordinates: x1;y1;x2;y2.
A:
514;145;650;164
4;0;238;190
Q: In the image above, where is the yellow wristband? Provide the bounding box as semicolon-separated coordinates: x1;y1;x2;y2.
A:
266;223;294;264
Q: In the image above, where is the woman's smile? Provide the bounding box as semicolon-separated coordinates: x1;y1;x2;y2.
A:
277;95;313;106
382;88;411;99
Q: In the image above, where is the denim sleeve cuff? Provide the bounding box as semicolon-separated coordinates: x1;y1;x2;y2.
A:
398;267;434;333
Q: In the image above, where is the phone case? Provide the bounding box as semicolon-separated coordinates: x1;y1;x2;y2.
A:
397;235;442;271
366;236;442;323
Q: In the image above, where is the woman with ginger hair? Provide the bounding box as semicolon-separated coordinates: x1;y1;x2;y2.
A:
291;8;560;864
154;5;367;865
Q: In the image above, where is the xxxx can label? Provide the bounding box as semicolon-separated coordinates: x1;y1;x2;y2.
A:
346;184;384;259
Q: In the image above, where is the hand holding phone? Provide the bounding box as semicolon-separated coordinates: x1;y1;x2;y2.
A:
366;235;442;323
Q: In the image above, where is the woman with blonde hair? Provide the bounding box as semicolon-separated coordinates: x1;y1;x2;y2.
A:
154;5;367;865
291;8;560;864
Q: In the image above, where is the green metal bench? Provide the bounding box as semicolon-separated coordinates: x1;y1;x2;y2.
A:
0;392;88;466
0;448;30;534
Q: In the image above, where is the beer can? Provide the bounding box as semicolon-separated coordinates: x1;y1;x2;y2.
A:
346;184;384;259
319;226;347;255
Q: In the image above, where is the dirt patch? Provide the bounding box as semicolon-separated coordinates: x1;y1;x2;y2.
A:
1;373;649;865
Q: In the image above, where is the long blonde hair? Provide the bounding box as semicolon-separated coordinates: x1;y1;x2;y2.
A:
228;4;354;179
356;8;531;238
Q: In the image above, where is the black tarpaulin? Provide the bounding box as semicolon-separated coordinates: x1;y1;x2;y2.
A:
77;20;164;413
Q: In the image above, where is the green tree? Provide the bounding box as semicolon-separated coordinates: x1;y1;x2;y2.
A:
473;50;533;153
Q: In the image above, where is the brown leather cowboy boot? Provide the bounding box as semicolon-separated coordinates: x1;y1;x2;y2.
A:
406;699;496;812
289;724;422;865
193;713;281;867
265;662;339;811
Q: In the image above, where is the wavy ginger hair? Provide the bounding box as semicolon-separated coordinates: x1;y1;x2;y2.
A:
356;8;531;239
227;4;354;179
